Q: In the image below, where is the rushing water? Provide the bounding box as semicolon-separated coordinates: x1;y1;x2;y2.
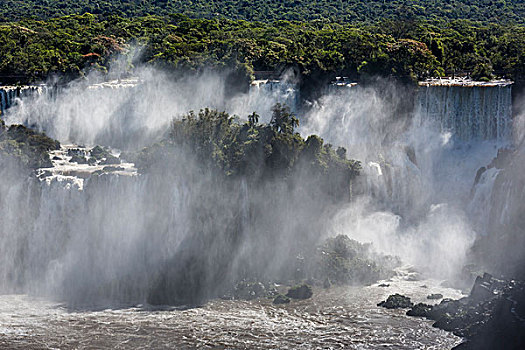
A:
0;74;518;348
0;268;462;349
417;83;513;142
0;85;47;117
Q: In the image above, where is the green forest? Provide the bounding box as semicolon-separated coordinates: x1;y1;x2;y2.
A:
132;105;360;189
1;0;524;24
0;13;523;87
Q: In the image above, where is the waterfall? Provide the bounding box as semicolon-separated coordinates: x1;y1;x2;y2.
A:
417;80;513;142
300;80;518;278
0;72;519;304
3;73;299;149
0;85;47;117
243;79;299;116
0;141;335;306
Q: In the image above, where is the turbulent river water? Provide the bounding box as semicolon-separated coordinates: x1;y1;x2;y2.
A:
0;73;518;349
0;268;463;349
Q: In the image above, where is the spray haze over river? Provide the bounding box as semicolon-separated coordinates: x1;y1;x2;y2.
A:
0;67;522;348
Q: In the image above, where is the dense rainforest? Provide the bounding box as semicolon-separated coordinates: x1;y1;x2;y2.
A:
1;0;524;24
131;105;360;193
0;13;523;87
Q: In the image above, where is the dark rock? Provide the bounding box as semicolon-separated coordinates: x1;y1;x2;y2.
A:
472;166;487;190
87;157;97;166
52;156;61;160
405;274;525;350
70;154;88;164
103;166;125;172
427;298;461;320
469;273;505;303
67;148;86;157
378;294;413;309
273;294;290;304
100;155;121;165
234;281;266;300
378;283;390;287
407;303;432;317
90;145;110;160
427;293;443;300
286;284;313;300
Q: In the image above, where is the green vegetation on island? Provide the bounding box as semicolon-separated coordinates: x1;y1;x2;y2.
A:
0;120;60;169
131;105;360;198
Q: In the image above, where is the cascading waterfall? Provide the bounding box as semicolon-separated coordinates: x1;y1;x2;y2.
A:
2;73;300;149
416;80;513;142
300;79;517;279
414;79;519;254
244;79;299;115
0;85;47;117
467;142;525;276
0;72;519;304
1;73;519;348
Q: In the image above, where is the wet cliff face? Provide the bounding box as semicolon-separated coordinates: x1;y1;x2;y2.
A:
470;146;525;279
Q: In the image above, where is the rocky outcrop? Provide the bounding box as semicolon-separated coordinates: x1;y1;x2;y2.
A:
314;235;399;286
273;294;290;304
0;122;60;169
405;273;525;350
234;281;267;300
377;294;413;309
286;284;313;300
427;293;443;300
406;303;432;317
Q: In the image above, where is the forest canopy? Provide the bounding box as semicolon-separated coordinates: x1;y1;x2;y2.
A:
0;13;523;85
0;0;524;25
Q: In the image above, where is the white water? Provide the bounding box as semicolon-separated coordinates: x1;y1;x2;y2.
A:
2;72;299;149
0;73;517;348
417;84;513;142
0;269;462;349
0;85;47;117
300;82;512;278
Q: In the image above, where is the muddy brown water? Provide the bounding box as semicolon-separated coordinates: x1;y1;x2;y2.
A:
0;270;463;349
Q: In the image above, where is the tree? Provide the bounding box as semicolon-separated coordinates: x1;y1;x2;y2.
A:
270;103;299;135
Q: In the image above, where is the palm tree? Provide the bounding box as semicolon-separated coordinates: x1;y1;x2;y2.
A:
270;103;298;134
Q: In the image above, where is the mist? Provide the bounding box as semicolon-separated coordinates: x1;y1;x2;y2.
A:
3;67;295;150
0;66;520;308
0;67;342;307
299;81;506;279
